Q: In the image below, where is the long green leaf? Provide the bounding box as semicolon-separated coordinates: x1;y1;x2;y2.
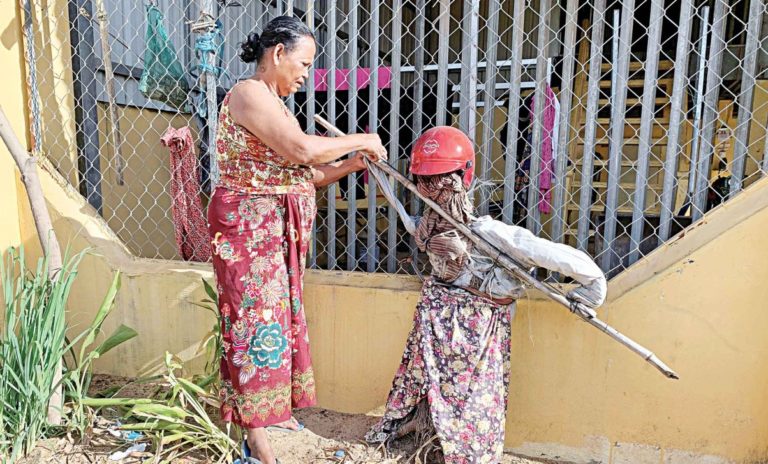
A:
92;324;138;358
201;279;218;304
80;397;153;407
119;420;185;432
78;272;121;362
129;403;189;420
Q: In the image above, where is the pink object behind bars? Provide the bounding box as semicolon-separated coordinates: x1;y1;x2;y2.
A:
529;86;557;214
314;67;392;92
161;126;211;262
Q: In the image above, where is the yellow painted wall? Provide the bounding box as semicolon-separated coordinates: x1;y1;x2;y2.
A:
27;0;79;186
96;105;198;260
0;0;28;251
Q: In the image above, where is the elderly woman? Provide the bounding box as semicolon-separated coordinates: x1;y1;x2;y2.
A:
366;127;606;463
208;15;386;464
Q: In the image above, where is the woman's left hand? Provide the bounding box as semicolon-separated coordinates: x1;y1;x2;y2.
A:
351;152;368;171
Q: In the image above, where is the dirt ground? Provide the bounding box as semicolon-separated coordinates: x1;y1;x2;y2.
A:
16;375;566;464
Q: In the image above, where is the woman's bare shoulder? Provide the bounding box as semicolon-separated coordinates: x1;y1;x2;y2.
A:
229;80;268;107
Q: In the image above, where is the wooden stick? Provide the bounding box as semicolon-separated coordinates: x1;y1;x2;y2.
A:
314;114;679;380
0;106;65;422
94;0;125;185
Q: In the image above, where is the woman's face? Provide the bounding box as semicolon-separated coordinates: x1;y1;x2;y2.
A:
273;35;316;96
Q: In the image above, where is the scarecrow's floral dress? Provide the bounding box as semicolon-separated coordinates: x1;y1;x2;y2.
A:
366;279;514;463
207;86;317;428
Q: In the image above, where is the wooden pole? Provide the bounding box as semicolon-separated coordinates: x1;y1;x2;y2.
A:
314;114;679;380
93;0;125;185
0;106;65;423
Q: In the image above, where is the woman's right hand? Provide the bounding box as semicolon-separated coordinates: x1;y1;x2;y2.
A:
357;134;387;163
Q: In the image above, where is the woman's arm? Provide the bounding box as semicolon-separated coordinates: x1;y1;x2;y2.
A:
311;153;367;188
229;81;385;165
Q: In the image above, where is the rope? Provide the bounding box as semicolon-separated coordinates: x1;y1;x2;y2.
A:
194;26;226;78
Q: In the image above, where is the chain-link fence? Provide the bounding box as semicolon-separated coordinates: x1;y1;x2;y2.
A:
18;0;768;277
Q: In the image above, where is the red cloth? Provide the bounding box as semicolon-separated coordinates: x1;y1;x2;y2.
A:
529;86;557;214
161;126;211;262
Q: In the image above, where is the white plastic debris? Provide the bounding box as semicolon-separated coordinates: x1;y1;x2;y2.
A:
108;443;147;461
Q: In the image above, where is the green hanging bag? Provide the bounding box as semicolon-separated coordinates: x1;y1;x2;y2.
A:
139;5;190;110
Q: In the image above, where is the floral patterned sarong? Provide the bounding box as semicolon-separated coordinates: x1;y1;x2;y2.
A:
367;279;514;463
208;188;317;428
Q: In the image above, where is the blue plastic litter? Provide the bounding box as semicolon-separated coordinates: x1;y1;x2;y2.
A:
124;431;142;441
334;450;345;459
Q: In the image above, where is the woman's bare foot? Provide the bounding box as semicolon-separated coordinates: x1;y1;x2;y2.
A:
246;427;276;464
272;416;302;431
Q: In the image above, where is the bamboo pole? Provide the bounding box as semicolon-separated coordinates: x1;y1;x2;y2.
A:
314;114;679;380
0;106;65;423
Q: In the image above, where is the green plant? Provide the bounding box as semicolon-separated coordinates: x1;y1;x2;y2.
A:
85;352;237;464
0;247;73;461
0;247;138;462
62;270;138;435
188;278;222;385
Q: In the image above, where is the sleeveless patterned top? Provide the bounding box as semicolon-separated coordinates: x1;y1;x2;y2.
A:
214;84;315;196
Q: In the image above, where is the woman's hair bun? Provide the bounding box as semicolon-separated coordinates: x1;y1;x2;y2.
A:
239;32;262;64
239;16;314;66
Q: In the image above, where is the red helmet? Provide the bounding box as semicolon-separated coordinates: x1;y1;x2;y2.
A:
410;126;475;188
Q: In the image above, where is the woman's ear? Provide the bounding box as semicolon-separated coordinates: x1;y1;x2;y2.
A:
272;43;285;66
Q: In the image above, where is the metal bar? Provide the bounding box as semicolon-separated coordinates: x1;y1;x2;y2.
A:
435;0;450;126
551;0;578;244
459;0;479;136
22;0;42;155
628;0;664;265
658;0;694;244
409;0;426;260
479;0;500;217
763;111;768;175
318;109;679;381
367;0;380;272
729;0;763;195
692;0;727;221
401;58;538;73
306;1;318;269
600;0;635;272
685;6;710;208
68;0;103;213
327;0;338;269
576;0;607;251
346;0;359;271
502;0;525;224
303;0;315;126
611;9;619;97
525;0;551;236
255;0;265;27
452;81;536;92
286;0;296;113
386;0;403;273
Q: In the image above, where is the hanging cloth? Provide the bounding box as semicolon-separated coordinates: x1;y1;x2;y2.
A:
139;5;191;111
529;85;557;214
161;126;211;262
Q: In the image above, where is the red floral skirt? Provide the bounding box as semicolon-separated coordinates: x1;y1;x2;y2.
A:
208;188;317;428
